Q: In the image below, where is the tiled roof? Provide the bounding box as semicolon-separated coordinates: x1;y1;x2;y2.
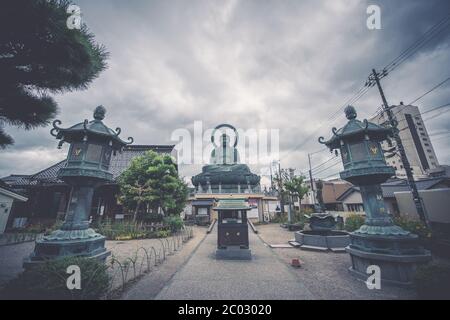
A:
1;145;175;187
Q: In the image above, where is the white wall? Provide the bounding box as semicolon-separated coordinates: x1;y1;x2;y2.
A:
0;193;14;234
395;188;450;223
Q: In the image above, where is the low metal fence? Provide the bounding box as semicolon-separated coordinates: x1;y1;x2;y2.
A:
105;226;194;298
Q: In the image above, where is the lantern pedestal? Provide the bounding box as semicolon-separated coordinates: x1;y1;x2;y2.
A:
345;184;431;286
346;233;432;287
24;180;110;267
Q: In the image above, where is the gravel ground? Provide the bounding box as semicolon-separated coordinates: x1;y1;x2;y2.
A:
256;223;417;300
0;226;204;296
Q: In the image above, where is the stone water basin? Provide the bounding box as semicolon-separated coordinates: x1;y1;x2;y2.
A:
294;230;350;252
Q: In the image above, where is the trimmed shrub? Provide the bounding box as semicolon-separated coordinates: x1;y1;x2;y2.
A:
1;257;110;300
164;215;184;233
95;220;148;240
154;230;171;238
393;216;432;240
414;262;450;299
345;213;365;232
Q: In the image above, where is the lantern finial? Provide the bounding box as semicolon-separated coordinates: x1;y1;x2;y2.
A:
344;105;357;120
93;105;106;120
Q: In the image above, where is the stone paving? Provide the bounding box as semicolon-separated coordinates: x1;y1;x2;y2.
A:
155;224;316;300
256;223;417;300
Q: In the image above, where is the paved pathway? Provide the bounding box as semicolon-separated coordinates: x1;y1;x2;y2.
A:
155;225;315;300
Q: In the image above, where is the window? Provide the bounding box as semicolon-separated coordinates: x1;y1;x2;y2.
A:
424;143;430;147
420;132;426;136
418;127;424;131
427;149;432;153
400;165;403;169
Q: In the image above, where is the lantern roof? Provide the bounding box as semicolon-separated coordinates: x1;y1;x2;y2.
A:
318;105;392;149
214;199;251;211
50;106;133;149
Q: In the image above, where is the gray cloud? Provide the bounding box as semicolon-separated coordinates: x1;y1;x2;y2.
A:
1;0;449;181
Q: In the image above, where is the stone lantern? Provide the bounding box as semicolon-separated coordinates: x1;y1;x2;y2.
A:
319;105;431;286
24;106;133;266
215;199;252;260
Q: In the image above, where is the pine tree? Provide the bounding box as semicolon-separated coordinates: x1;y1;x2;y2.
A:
0;0;108;148
118;151;189;221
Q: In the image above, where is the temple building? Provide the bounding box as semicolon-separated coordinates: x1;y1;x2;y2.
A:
187;124;278;224
1;145;176;231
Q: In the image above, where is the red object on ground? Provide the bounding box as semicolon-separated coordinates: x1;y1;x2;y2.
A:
291;258;302;268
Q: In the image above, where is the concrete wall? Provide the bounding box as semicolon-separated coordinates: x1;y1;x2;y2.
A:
394;188;450;223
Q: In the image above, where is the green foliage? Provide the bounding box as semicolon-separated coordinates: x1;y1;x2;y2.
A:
284;175;309;205
118;151;188;221
292;210;308;225
0;0;108;147
344;213;365;232
164;215;184;233
414;262;450;299
302;207;314;215
154;230;171;238
393;216;432;240
143;213;164;224
95;220;148;240
271;213;288;224
1;256;110;300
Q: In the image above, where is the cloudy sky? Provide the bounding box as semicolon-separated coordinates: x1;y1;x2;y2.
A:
1;0;450;184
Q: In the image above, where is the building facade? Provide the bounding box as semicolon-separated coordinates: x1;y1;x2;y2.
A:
370;102;440;178
1;145;176;230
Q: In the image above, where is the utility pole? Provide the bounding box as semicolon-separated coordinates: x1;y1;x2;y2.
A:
308;153;317;206
370;69;427;224
269;162;274;192
277;160;285;213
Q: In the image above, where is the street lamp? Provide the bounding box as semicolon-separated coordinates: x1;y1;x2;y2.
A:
24;106;133;267
319;105;431;286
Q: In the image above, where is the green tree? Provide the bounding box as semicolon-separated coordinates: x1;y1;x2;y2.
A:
0;0;108;148
118;151;188;221
284;175;309;209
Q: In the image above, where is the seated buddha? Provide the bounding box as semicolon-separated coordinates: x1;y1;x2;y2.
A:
192;124;260;193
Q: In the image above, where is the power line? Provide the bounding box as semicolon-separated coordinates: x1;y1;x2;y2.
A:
285;13;450;159
311;155;338;172
382;14;450;72
384;14;450;74
311;158;341;176
408;77;450;106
